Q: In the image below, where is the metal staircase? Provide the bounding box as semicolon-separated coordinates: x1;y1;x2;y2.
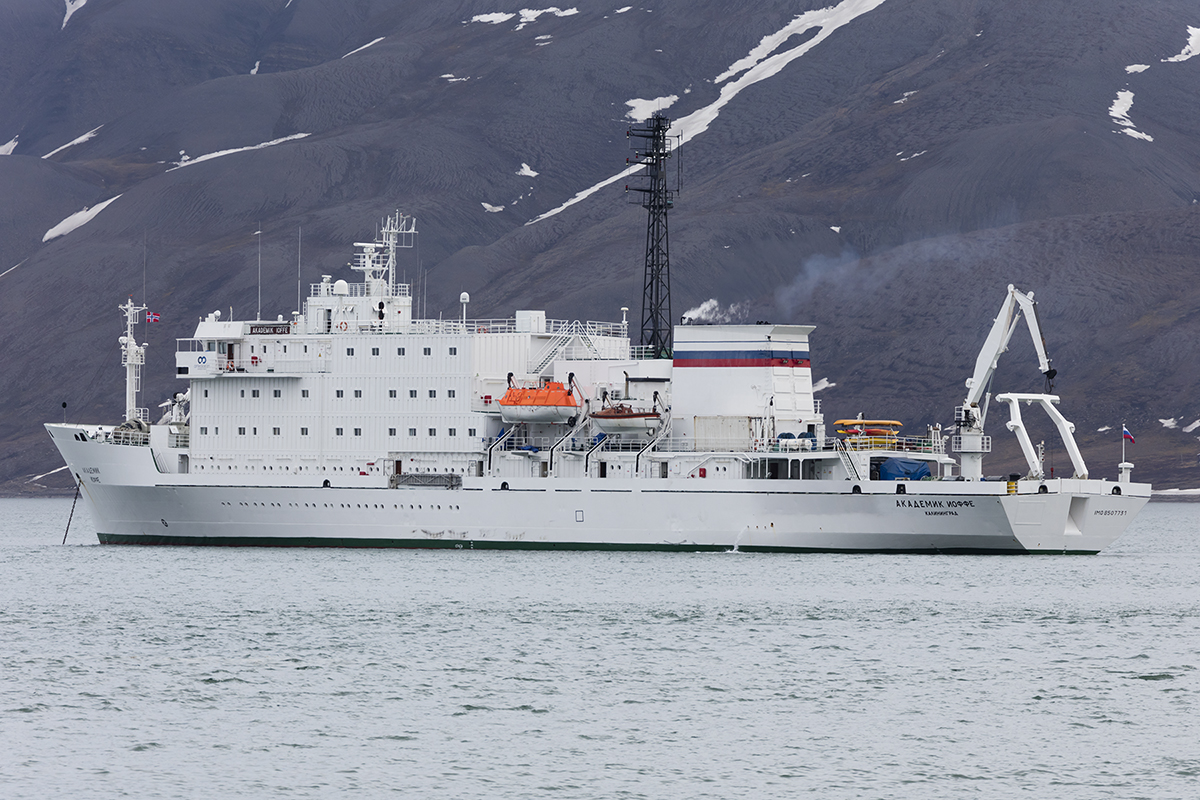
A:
835;439;862;481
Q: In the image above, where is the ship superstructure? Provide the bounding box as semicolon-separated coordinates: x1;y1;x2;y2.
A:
46;213;1150;553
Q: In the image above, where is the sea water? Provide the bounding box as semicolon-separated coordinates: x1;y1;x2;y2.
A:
1;498;1197;799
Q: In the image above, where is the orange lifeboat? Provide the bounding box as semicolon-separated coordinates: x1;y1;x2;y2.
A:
497;381;578;424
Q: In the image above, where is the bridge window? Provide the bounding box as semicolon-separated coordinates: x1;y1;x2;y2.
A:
346;347;355;356
335;427;344;436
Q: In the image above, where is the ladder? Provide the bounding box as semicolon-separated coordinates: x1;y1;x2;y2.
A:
835;439;862;481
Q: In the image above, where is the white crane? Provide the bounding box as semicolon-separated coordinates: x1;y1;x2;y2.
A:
956;284;1087;480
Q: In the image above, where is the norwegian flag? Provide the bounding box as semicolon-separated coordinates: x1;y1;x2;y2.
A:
147;311;161;322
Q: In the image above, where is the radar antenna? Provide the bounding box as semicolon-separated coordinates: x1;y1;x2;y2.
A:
118;297;148;423
352;211;416;296
626;114;681;359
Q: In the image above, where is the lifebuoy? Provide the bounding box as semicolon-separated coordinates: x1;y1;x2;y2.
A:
226;361;234;371
337;321;348;331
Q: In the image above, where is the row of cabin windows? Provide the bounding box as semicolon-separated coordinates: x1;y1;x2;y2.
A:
197;426;478;437
346;347;457;357
205;343;308;354
205;388;457;400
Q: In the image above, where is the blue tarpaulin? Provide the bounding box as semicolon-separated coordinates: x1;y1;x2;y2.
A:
878;457;931;481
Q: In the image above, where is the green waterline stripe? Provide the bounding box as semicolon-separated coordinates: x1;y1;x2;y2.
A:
95;533;1074;554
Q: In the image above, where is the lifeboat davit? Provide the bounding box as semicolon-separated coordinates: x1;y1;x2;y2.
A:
590;404;662;435
497;381;578;424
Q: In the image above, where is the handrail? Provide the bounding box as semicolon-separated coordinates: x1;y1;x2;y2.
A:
834;439;862;481
486;426;518;473
583;432;609;475
549;415;590;474
635;408;672;474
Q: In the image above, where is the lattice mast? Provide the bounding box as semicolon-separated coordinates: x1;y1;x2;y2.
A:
626;114;680;359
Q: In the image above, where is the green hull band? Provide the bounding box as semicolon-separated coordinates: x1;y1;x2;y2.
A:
95;532;1074;554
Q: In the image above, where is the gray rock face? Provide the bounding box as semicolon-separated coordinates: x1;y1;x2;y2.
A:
3;0;1199;492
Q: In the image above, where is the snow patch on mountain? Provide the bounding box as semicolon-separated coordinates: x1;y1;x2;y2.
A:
0;261;26;280
812;378;836;392
615;6;632;12
471;12;514;24
517;163;539;177
482;203;504;212
42;195;122;242
515;8;578;29
625;95;679;121
166;133;310;171
251;61;260;75
470;8;577;29
1183;419;1200;433
1159;417;1178;429
0;136;16;155
62;0;87;30
1097;426;1112;432
1124;64;1149;73
342;37;385;58
1109;90;1153;141
42;125;103;159
1162;26;1200;62
893;90;917;104
714;0;887;84
527;0;890;225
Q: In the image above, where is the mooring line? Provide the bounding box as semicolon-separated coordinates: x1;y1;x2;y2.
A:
63;482;80;545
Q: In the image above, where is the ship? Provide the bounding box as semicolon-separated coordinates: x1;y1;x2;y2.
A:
45;212;1149;553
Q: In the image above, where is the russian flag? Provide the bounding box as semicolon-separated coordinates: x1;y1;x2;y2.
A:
147;311;161;322
1123;425;1135;444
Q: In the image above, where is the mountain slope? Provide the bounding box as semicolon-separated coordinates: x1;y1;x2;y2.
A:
3;0;1199;493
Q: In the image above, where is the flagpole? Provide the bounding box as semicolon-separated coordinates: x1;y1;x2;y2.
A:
1122;421;1126;463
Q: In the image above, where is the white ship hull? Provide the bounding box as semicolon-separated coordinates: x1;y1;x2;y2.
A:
50;426;1149;554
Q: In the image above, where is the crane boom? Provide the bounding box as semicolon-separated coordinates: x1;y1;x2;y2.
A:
963;284;1055;409
955;284;1059;480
